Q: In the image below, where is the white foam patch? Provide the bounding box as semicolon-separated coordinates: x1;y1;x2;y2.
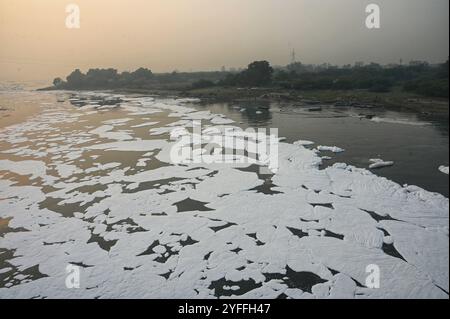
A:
0;91;448;299
131;122;159;128
211;116;235;125
294;140;315;146
317;146;345;153
371;117;430;126
54;164;82;179
380;220;449;292
87;140;168;152
102;118;133;125
369;159;395;169
0;160;47;179
439;166;449;175
89;125;134;141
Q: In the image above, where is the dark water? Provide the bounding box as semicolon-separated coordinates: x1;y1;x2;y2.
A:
196;101;449;197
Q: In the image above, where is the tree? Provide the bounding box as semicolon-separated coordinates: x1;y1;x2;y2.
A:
66;69;85;88
242;61;274;86
129;68;154;87
287;62;306;74
53;77;64;87
438;60;449;78
85;68;118;88
131;68;153;80
224;61;275;87
191;79;215;89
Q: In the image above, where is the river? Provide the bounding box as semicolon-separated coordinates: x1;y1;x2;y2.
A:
0;90;448;299
198;101;449;197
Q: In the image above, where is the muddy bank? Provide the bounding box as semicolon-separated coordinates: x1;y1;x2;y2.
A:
180;87;450;117
105;86;450;118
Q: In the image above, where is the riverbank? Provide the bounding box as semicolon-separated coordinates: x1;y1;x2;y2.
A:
184;87;450;116
108;86;450;118
40;83;450;117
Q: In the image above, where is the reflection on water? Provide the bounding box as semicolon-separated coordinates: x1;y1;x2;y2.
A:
197;101;449;197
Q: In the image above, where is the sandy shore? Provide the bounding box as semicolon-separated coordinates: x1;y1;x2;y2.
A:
0;93;43;129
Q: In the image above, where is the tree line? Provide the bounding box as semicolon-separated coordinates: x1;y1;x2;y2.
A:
53;59;449;98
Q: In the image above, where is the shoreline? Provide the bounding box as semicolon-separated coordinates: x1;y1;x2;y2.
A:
180;87;450;118
42;86;449;118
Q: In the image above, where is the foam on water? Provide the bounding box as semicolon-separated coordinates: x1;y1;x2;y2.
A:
0;91;448;299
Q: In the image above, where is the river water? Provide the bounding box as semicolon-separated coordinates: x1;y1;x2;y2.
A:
0;90;448;299
197;101;449;197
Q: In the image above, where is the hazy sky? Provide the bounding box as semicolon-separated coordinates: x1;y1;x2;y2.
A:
1;0;449;82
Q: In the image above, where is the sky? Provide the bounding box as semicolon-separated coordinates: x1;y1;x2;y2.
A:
0;0;449;82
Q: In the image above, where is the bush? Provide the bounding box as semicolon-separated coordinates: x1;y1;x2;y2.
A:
53;78;64;87
191;79;215;89
404;79;449;98
369;79;393;93
220;61;274;87
332;79;354;90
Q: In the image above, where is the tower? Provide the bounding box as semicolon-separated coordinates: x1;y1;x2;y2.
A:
291;49;296;64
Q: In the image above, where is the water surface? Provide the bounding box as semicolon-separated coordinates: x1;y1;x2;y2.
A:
196;101;449;197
